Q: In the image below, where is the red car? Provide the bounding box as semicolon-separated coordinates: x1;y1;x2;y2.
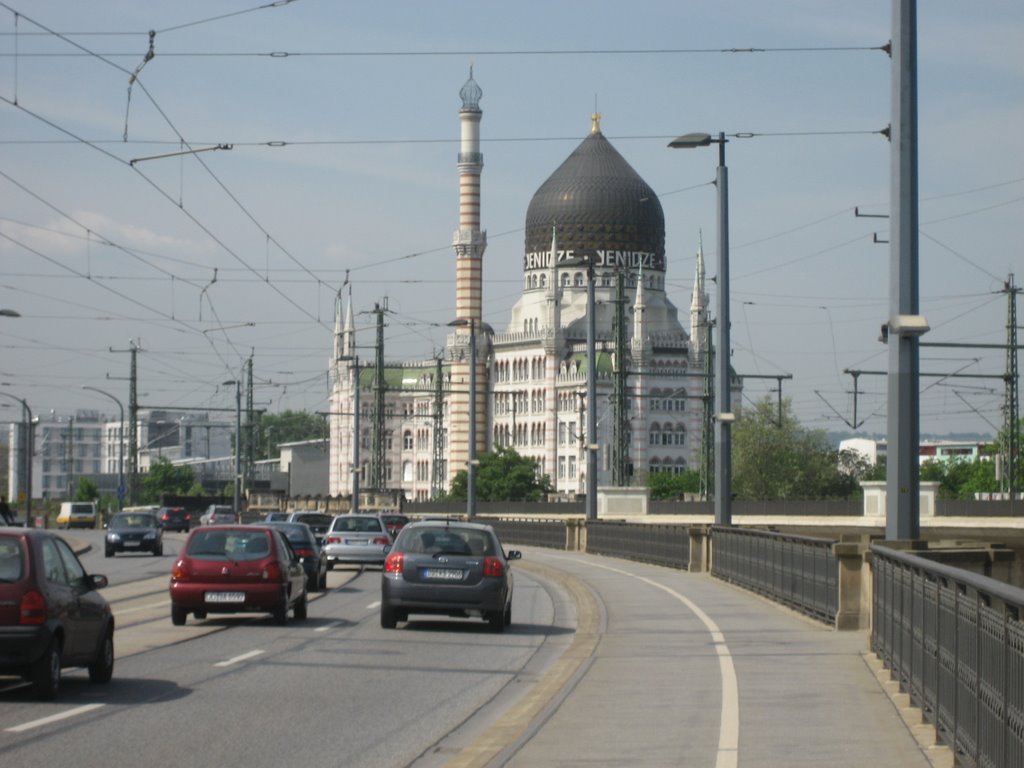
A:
0;528;114;700
169;525;307;626
379;513;410;539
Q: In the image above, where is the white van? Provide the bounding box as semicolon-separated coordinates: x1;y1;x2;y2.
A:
56;501;98;529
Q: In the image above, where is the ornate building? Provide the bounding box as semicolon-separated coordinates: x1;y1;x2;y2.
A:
328;71;737;501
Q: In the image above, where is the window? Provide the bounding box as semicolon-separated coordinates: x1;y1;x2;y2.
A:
403;431;413;450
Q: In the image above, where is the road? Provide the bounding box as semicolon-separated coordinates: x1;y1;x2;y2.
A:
0;531;936;767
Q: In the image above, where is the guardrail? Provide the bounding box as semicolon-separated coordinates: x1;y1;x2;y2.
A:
872;545;1024;767
487;518;569;549
587;520;690;569
710;527;839;624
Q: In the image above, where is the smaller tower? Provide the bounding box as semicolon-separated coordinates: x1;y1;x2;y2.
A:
690;232;710;361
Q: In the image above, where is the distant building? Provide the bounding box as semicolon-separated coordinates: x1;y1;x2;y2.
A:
840;437;992;467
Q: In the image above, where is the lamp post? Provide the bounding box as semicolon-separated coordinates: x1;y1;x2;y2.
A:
669;131;732;526
449;318;492;519
584;258;598;522
222;379;242;517
82;386;125;512
0;390;33;527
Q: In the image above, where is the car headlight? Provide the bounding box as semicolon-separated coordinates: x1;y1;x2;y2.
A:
106;533;121;543
144;531;157;539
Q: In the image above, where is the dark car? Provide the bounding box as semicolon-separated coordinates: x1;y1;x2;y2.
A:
378;513;410;539
285;511;333;545
169;525;307;625
380;520;520;632
266;522;328;593
159;506;191;532
105;511;163;557
0;528;114;700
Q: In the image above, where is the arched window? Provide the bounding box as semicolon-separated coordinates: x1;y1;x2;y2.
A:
403;431;413;451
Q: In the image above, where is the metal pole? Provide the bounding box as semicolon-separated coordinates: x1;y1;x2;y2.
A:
234;381;242;517
468;319;477;519
352;359;360;514
82;386;125;512
715;133;732;526
586;261;597;521
887;0;921;540
1;392;33;526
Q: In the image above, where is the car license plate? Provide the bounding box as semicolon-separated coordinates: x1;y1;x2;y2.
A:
423;568;463;581
205;591;245;603
344;538;366;545
123;540;140;547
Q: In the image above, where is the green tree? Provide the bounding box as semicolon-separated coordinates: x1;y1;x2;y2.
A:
446;446;552;501
140;457;195;504
647;469;701;499
732;397;870;500
73;477;100;502
259;410;326;459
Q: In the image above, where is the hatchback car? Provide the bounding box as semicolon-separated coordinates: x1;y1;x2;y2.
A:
200;505;237;526
105;511;163;557
380;520;521;632
159;506;191;532
265;522;328;593
323;514;392;569
0;528;114;700
56;501;97;530
169;525;307;625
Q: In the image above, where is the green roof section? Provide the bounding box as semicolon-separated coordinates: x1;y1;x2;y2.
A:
568;351;615;374
357;364;448;391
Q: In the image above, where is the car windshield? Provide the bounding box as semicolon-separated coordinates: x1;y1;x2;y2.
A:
110;514;157;528
273;524;314;545
187;530;270;561
330;517;384;533
400;526;494;556
0;537;24;583
292;513;332;527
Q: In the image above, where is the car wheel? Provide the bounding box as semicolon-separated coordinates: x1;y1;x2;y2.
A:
380;604;397;629
154;545;163;557
194;610;207;620
171;606;187;626
488;611;505;633
272;598;289;625
294;592;307;621
104;547;113;558
326;561;334;571
31;637;61;701
319;571;328;591
306;574;317;593
88;628;114;684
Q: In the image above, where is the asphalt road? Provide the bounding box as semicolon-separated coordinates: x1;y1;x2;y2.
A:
0;531;938;767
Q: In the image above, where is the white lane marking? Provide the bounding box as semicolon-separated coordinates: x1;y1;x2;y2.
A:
580;560;740;768
315;621;343;633
6;703;106;733
214;649;265;667
115;599;170;615
366;600;381;610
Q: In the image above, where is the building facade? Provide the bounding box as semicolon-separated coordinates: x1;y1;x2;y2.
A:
328;72;739;502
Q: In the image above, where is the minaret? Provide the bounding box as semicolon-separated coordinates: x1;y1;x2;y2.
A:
632;264;649;361
449;67;487;485
329;287;356;496
690;231;710;360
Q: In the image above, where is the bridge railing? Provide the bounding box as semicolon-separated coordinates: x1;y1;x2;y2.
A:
872;544;1024;768
711;526;839;624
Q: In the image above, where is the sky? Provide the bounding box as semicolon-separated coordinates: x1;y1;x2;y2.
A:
0;0;1021;441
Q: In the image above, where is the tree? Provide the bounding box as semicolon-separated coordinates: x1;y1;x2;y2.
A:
732;397;871;500
647;469;701;499
446;446;552;501
140;457;195;504
73;477;100;502
259;410;326;459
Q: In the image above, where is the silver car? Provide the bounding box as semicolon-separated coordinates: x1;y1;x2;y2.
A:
380;520;521;632
323;514;392;569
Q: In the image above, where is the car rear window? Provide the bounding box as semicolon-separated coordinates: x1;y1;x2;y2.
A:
111;513;157;528
70;503;94;515
330;517;384;533
292;513;332;527
401;527;494;556
0;537;24;582
187;530;271;561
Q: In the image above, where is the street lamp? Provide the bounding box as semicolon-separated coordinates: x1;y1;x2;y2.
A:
669;131;733;525
0;390;33;526
82;385;125;512
448;318;492;519
222;379;242;517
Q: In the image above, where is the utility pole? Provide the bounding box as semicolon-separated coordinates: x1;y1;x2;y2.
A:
245;355;254;489
700;319;714;500
431;356;445;498
110;339;141;506
612;270;630;485
370;301;387;490
1003;274;1020;496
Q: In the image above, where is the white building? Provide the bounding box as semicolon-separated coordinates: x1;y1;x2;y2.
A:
328;71;739;502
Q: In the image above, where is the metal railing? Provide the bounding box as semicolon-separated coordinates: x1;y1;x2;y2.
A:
487;518;569;550
711;527;838;624
586;520;690;569
872;545;1024;767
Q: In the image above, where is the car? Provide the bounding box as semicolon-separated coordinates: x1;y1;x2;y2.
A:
105;511;163;557
169;525;307;625
158;506;191;532
380;520;520;632
285;511;333;545
263;512;290;523
323;514;392;569
200;504;237;526
378;513;410;539
265;522;328;593
0;528;114;700
55;501;98;529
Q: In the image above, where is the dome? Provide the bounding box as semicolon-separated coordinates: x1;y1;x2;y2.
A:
524;127;665;271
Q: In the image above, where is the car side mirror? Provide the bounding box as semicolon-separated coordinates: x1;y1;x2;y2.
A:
90;574;109;590
507;550;522;561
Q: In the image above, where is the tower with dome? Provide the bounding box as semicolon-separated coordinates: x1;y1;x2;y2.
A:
328;72;735;502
